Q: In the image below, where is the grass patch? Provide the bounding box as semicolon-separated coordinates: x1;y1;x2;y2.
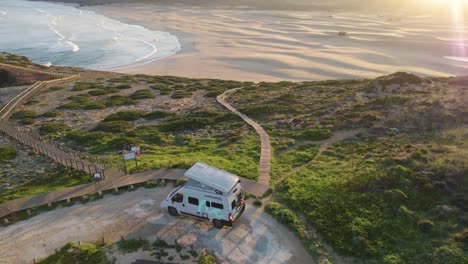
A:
39;122;71;135
0;146;17;162
116;238;150;253
11;109;39;119
94;121;134;133
42;109;62;118
37;242;111;264
144;110;176;120
106;95;137;107
0;166;91;204
171;90;192;99
103;110;146;122
130;89;155;100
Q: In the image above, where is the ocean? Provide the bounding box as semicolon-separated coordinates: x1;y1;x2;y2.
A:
0;0;181;70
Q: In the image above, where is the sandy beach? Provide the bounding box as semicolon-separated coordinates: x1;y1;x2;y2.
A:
84;4;468;82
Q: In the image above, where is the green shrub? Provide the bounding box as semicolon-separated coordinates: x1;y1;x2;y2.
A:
20;118;36;125
151;85;172;95
417;220;434;233
0;146;17;161
295;128;332;141
431;244;464;264
253;199;262;206
48;86;65;92
454;229;468;243
198;253;217;264
116;238;150;253
88;87;119;96
42;109;62;117
115;84;132;89
103;110;146;122
144;110;176;120
94;121;134;133
83;102;106;110
66;131;115;147
130;89;155;100
265;202;304;237
72;82;104;91
24;99;39;105
37;242;110;264
12;109;38;119
107;137;144;150
39;122;71;135
158;117;214;132
106;95;137;106
172;90;192;99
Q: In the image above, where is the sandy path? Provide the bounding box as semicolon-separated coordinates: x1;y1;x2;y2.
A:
85;5;468;82
0;186;313;264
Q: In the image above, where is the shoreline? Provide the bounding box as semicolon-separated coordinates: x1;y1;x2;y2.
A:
82;3;468;82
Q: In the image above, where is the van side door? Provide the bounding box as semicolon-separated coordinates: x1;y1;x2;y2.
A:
182;196;206;219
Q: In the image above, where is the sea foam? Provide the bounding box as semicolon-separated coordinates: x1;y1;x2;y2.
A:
0;0;181;70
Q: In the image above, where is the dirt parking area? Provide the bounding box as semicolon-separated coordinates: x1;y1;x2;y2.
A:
0;185;313;264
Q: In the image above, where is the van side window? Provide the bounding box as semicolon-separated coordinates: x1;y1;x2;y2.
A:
206;201;211;207
212;202;224;209
171;193;183;203
188;197;199;205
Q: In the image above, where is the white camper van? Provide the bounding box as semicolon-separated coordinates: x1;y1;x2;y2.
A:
160;162;246;229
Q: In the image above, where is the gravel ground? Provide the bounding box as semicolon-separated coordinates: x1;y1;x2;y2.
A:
0;185;314;264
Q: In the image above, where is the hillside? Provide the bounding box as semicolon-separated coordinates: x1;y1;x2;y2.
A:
0;54;467;263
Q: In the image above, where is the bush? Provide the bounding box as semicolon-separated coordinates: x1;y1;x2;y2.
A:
42;109;62;117
106;95;137;106
37;242;110;264
198;253;216;264
253;199;262;206
94;121;134;133
39;122;71;135
12;109;38;119
103;110;146;122
158;117;214;132
116;238;150;253
20;118;36;125
417;220;434;233
144;110;176;120
265;202;304;237
115;84;131;89
107;137;144;150
295;128;332;141
88;87;119;96
454;229;468;243
172;90;192;99
65;131;115;147
130;89;155;99
0;146;17;161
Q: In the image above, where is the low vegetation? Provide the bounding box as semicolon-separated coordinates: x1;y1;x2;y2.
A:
37;242;111;264
0;146;17;162
0;166;90;204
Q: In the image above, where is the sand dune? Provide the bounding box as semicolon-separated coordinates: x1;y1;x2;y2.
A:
86;4;468;81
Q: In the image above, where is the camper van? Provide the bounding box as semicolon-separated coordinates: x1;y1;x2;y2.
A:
160;162;246;229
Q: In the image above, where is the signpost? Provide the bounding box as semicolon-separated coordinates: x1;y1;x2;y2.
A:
122;147;141;174
93;172;103;181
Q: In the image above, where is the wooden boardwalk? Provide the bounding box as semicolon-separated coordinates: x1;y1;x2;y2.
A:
0;65;270;220
218;88;271;186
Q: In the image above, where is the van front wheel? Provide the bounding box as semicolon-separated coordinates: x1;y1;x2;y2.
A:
168;207;178;216
213;219;223;229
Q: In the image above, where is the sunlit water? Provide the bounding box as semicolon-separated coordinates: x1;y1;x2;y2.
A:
0;0;181;70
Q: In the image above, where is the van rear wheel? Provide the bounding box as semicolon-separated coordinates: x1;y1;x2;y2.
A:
168;207;178;216
213;219;223;229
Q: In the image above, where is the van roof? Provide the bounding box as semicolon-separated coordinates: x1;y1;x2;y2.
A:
184;162;240;194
